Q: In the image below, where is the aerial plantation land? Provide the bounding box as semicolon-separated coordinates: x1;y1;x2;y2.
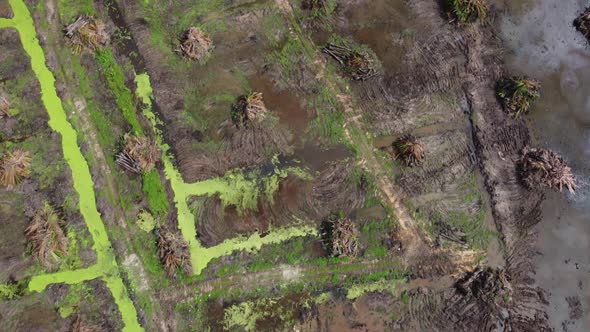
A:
0;0;576;331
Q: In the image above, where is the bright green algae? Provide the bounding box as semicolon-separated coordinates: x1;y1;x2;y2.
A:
0;1;142;330
135;74;318;274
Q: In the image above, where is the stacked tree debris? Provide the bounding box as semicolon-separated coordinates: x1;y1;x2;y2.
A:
574;8;590;42
230;92;268;128
25;203;69;269
0;149;31;189
321;214;360;258
157;228;190;276
65;15;109;53
0;93;10;117
518;146;576;194
446;0;488;23
180;27;213;61
116;134;160;174
496;77;540;117
322;42;379;80
392;135;425;167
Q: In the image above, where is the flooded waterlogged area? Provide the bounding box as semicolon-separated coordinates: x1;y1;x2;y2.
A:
499;0;590;330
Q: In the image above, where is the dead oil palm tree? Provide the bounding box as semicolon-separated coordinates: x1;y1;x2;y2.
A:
116;134;160;174
25;202;69;269
157;228;190;276
518;146;576;194
0;149;31;189
392;135;425;167
180;27;213;61
231;92;268;128
65;15;109;53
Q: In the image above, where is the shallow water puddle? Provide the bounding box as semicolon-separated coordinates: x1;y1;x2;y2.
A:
498;0;590;330
0;0;142;330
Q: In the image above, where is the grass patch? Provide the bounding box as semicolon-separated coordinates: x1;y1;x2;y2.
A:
307;85;346;145
142;169;169;216
95;49;143;135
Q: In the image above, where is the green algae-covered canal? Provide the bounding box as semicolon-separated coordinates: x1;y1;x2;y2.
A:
0;0;142;330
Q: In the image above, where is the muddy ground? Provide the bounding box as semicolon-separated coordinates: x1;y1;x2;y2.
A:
1;0;579;330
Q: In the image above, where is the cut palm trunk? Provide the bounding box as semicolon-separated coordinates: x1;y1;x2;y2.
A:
0;149;31;189
26;203;69;269
574;8;590;42
65;15;109;53
392;135;425;167
518;146;576;194
231;92;268;128
322;43;377;81
180;27;213;61
157;228;190;276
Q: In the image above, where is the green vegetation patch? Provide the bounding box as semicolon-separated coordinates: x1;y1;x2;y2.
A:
95;49;144;135
447;0;488;23
142;169;169;216
0;278;28;300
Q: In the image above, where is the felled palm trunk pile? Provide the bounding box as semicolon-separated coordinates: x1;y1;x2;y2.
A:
157;229;190;276
25;203;69;270
574;8;590;42
180;27;213;61
518;146;576;194
392;135;425;167
322;215;360;258
116;134;160;174
322;43;377;81
496;77;540;118
0;149;30;189
0;94;10;117
65;15;109;53
230;92;268;128
447;0;488;23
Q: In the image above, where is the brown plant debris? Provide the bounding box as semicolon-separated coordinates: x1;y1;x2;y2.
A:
71;315;104;332
574;8;590;42
25;202;69;269
231;92;268;128
496;77;540;117
116;134;160;173
65;15;109;52
180;27;213;61
0;94;10;117
157;228;190;276
0;149;31;189
518;146;576;194
322;43;378;80
392;135;425;167
322;214;360;258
